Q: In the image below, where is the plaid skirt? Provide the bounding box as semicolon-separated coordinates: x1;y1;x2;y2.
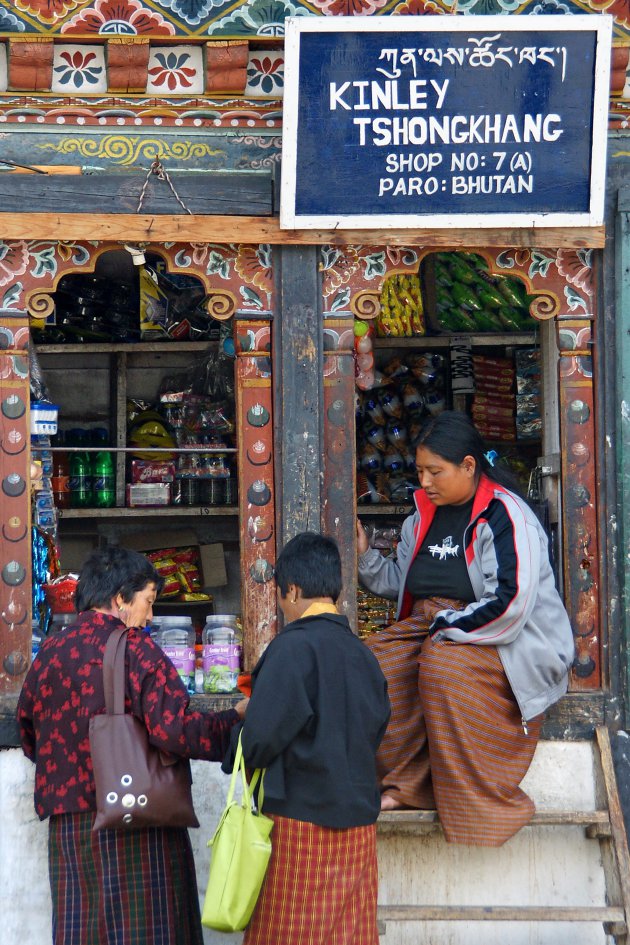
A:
364;597;543;846
244;816;379;945
48;812;203;945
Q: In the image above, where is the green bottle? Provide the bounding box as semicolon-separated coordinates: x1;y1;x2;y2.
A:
92;451;115;508
70;452;93;508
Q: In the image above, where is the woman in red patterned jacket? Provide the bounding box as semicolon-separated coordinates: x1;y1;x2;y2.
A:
17;546;247;945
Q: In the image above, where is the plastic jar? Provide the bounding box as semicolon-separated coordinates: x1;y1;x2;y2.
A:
152;615;195;694
202;615;242;693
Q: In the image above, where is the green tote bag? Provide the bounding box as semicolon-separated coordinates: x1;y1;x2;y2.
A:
202;732;274;932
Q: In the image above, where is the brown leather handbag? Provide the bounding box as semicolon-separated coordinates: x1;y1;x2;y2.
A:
89;626;199;831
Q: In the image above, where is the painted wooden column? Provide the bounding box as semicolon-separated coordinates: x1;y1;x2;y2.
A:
616;190;630;706
273;245;324;546
235;315;276;669
0;310;31;699
558;315;601;687
322;311;357;627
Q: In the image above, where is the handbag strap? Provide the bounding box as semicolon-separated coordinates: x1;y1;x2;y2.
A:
227;731;266;812
102;626;129;716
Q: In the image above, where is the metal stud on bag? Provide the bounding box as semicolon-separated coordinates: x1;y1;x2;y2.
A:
122;794;136;808
106;792;118;804
121;774;133;786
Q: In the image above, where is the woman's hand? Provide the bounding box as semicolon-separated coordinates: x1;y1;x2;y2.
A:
234;697;249;719
357;519;369;556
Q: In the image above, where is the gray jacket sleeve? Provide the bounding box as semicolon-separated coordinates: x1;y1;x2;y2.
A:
357;512;419;602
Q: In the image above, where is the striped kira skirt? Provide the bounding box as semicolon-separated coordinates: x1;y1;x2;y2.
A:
364;597;543;846
48;812;203;945
244;815;379;945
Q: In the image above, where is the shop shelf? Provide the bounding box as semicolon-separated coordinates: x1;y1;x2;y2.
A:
57;506;239;518
373;332;536;349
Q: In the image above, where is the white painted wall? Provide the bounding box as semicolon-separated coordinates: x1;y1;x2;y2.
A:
1;742;613;945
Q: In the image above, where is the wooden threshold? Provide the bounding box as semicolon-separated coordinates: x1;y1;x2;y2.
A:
0;213;605;248
377;809;611;835
377;905;626;923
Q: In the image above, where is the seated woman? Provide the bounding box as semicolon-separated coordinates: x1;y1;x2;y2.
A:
231;532;391;945
357;411;574;847
18;546;247;945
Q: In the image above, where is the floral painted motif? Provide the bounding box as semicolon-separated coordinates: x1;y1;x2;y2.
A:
14;0;83;25
148;50;199;91
308;0;388;13
586;0;630;29
153;0;223;27
210;0;309;38
53;49;104;88
0;8;25;30
246;54;284;96
0;242;29;289
392;0;444;14
556;249;593;296
235;244;273;293
320;247;360;297
62;0;176;35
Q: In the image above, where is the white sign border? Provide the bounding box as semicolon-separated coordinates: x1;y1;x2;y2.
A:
280;14;612;230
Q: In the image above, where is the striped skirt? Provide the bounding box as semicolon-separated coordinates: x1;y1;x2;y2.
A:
48;812;203;945
364;598;543;846
244;816;379;945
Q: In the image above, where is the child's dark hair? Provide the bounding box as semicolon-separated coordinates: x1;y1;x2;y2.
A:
413;411;525;496
75;546;163;612
275;532;343;603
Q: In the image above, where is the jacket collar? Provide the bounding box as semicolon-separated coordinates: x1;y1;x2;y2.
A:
413;472;501;523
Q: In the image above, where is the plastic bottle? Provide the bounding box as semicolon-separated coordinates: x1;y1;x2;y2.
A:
69;452;92;508
51;440;71;509
202;615;242;693
152;616;195;694
92;450;115;508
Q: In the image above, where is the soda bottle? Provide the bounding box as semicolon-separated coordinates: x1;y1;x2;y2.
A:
51;452;71;509
92;450;115;508
69;452;92;508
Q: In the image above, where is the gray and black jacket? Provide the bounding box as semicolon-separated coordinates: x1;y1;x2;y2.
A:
358;474;575;721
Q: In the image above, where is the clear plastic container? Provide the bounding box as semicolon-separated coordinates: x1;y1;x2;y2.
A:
202;614;242;693
152;615;195;694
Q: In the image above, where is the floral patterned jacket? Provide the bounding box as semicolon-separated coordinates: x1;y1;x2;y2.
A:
17;611;239;820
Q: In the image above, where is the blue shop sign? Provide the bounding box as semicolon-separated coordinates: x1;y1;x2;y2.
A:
280;15;612;230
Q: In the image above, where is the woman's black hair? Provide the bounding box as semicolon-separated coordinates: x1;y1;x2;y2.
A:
74;546;163;613
275;532;343;603
412;410;525;496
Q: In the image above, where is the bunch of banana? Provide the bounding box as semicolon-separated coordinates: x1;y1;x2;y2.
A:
377;274;426;338
433;252;531;333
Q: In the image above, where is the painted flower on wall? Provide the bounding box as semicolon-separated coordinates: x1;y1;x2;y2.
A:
392;0;444;14
235;245;273;293
14;0;83;25
308;0;389;13
0;242;29;289
556;249;593;297
62;0;176;35
148;51;197;90
53;50;104;87
153;0;222;27
246;55;284;95
586;0;629;29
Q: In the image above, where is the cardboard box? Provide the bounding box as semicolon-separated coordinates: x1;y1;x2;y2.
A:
125;528;228;589
126;483;171;507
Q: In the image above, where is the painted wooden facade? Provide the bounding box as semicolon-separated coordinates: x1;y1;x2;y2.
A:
0;1;628;733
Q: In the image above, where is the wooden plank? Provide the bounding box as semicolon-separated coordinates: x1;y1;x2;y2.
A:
377;905;626;923
597;727;630;930
274;246;324;546
377;809;610;829
0;174;273;216
0;212;606;247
